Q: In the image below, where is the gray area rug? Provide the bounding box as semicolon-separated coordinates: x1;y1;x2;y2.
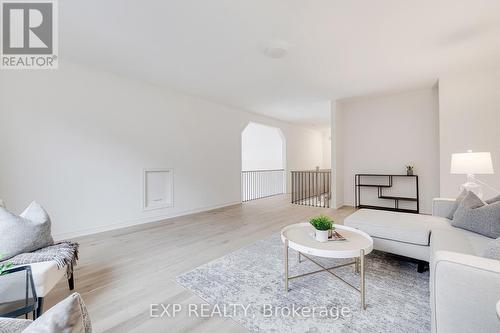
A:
177;234;430;333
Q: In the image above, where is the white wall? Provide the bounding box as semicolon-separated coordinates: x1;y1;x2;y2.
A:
241;122;284;171
332;88;440;214
331;102;344;208
0;62;324;239
439;68;500;199
321;128;332;169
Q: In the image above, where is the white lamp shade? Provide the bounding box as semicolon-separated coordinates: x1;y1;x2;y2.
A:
450;152;494;175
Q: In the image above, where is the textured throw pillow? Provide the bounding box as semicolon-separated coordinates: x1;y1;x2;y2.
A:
0;199;4;208
0;318;32;333
458;190;485;210
24;293;92;333
447;190;468;219
451;191;500;238
0;201;54;260
483;237;500;260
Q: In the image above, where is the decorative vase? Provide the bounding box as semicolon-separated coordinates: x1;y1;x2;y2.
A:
315;229;329;242
407;169;413;176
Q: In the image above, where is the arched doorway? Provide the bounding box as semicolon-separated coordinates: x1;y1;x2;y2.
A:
241;122;286;201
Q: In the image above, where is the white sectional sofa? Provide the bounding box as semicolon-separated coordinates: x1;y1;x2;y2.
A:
344;198;500;333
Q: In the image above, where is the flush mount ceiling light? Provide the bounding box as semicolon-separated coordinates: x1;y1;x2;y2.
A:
261;40;290;59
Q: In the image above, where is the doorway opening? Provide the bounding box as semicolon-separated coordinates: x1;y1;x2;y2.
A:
241;122;285;201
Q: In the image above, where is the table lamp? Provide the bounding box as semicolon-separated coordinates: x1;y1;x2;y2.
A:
450;150;494;199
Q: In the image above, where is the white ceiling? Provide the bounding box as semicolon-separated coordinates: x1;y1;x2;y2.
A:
61;0;500;127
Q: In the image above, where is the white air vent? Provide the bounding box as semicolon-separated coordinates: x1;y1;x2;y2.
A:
143;168;173;211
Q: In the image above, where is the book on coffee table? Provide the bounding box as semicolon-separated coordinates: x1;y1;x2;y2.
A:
328;230;347;241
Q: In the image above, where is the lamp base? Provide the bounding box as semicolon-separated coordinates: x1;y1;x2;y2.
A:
460;181;483;199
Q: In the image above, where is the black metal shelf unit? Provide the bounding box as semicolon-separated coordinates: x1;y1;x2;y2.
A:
355;174;419;214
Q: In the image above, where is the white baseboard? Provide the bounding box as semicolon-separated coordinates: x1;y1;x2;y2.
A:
53;201;242;241
338;204;354;209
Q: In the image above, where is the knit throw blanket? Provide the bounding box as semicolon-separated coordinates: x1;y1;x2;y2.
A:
0;242;79;277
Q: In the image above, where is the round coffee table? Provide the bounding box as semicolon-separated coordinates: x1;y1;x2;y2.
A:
281;223;373;309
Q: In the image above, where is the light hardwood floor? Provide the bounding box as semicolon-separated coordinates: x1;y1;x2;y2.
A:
46;195;355;333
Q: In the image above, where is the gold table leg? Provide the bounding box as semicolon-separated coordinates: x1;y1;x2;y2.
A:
360;249;366;310
284;239;289;294
283;242;368;310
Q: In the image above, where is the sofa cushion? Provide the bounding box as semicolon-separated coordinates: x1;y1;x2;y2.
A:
483;237;500;260
0;202;54;260
23;293;92;333
344;209;451;246
431;227;492;258
451;192;500;238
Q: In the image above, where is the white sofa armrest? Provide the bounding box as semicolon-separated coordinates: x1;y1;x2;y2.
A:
432;250;500;333
432;198;455;218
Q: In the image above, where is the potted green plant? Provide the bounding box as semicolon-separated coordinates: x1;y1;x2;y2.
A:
0;254;13;276
309;215;334;242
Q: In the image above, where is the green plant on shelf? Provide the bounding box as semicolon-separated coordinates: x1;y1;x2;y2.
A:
406;164;414;175
309;215;334;231
0;254;13;276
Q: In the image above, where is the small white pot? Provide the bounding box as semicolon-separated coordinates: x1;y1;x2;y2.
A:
315;229;329;242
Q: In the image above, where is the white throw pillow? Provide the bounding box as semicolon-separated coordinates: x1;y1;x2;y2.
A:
0;201;54;260
24;293;92;333
0;199;5;208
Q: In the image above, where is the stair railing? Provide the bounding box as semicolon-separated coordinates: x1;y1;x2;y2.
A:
241;169;285;202
291;168;331;208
